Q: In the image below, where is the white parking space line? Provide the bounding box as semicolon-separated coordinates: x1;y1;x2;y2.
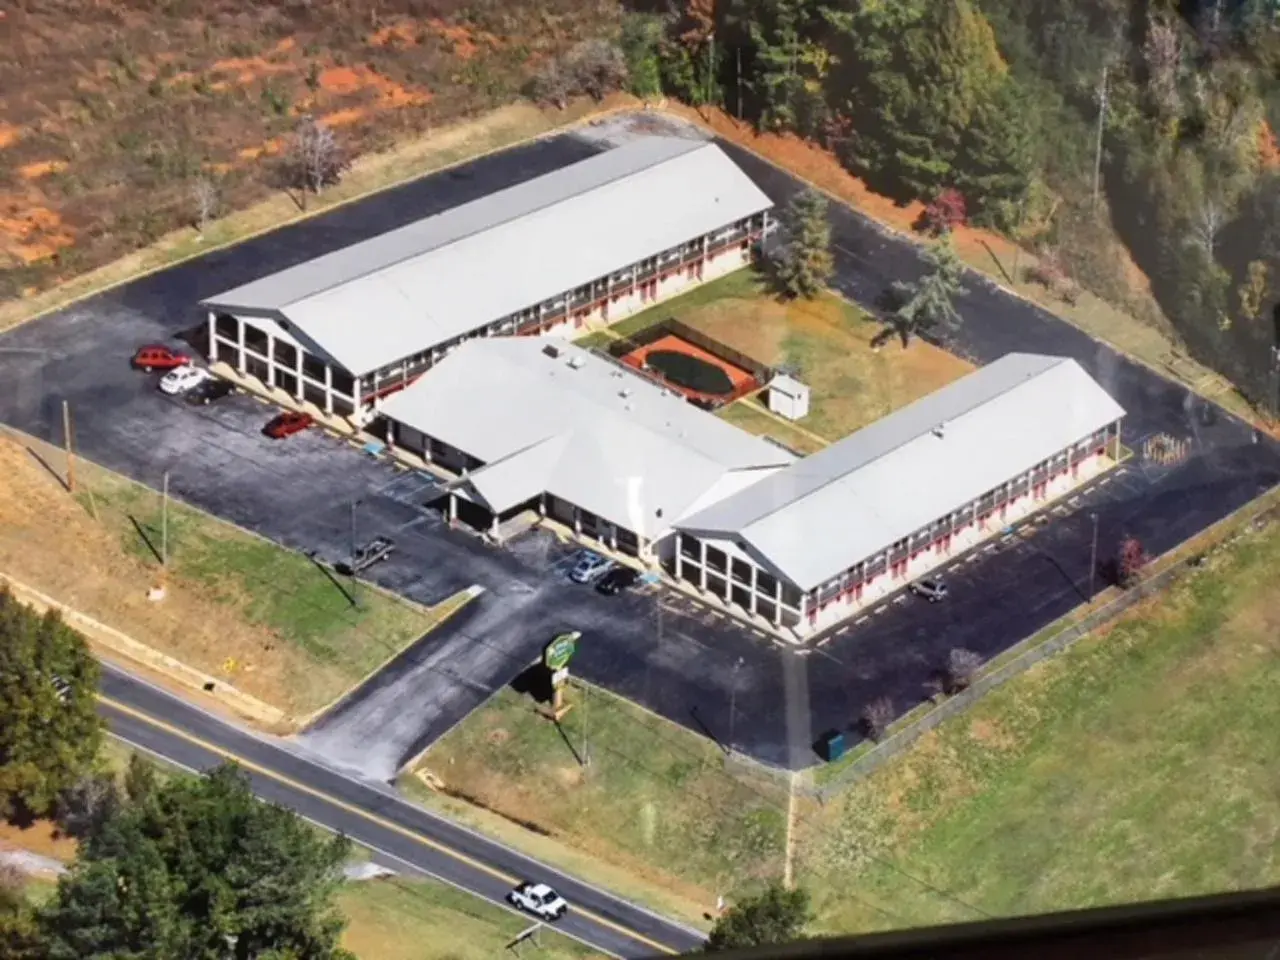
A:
874;604;888;615
855;615;870;625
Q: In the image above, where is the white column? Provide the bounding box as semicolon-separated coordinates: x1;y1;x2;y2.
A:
698;540;707;591
236;318;247;374
448;494;458;523
675;535;684;581
573;508;581;535
294;347;304;400
265;332;276;389
774;579;783;625
749;564;759;615
323;364;334;415
207;313;218;364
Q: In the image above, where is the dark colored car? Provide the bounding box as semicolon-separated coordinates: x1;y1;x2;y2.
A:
263;410;314;439
596;565;640;596
185;378;235;406
336;537;396;576
132;344;191;371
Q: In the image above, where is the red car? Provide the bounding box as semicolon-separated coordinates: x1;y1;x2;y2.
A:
132;345;191;372
264;410;314;439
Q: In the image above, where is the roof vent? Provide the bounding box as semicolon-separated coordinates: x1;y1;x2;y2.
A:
543;344;561;359
567;354;586;370
932;422;947;439
619;388;632;399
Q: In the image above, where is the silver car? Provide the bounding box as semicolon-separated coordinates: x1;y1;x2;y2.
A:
569;551;613;584
909;578;948;602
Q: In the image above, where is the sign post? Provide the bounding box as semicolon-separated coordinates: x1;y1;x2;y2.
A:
541;631;580;722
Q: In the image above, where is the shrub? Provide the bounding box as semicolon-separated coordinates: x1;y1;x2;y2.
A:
945;648;984;694
919;187;968;236
860;696;895;741
566;39;629;101
1117;536;1149;588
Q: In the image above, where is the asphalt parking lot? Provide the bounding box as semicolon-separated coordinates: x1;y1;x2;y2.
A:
1;110;1278;774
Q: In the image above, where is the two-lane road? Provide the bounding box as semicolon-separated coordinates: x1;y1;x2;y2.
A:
98;664;705;959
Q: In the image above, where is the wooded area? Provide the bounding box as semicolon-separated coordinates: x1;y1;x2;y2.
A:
619;0;1280;410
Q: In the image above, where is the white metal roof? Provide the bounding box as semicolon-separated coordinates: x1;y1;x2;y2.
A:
379;338;794;538
201;137;772;376
678;353;1126;591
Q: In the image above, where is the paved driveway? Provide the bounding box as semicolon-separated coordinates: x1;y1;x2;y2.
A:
1;112;1277;776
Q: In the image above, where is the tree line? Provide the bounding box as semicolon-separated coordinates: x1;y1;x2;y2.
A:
0;586;354;959
610;0;1280;412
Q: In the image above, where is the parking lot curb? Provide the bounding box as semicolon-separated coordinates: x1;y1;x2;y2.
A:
0;572;286;729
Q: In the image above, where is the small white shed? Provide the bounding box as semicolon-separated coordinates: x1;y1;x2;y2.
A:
768;373;810;421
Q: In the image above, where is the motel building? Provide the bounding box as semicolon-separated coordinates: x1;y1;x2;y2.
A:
376;337;797;561
198;136;773;427
671;353;1127;637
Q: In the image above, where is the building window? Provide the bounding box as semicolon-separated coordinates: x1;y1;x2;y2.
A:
273;339;297;369
680;536;700;561
215;314;238;338
757;571;777;597
331;369;354;397
243;324;268;357
705;547;727;574
303;381;326;410
731;558;753;585
302;353;326;382
780;583;802;610
332;396;354;418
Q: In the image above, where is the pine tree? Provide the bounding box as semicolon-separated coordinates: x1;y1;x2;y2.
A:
773;188;834;298
725;0;829;134
954;78;1037;229
0;587;104;818
620;13;665;99
834;0;1007;199
39;762;354;960
708;882;812;950
887;237;970;345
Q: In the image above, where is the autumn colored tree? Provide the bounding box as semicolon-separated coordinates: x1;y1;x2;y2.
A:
1116;536;1149;588
920;187;968;236
860;696;895;741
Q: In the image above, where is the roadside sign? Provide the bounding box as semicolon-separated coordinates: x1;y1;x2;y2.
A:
544;631;580;672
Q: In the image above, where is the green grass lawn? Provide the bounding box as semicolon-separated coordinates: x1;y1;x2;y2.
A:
75;466;469;718
404;683;791;925
795;517;1280;935
338;877;599;960
718;396;828;455
577;267;974;444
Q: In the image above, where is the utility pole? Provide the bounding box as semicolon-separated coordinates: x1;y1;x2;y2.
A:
1092;64;1110;210
580;681;590;768
62;400;75;493
350;499;359;561
736;46;743;121
1089;512;1099;602
705;31;715;117
727;656;744;758
161;471;170;576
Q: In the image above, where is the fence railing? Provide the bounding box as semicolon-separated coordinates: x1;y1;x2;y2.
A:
809;488;1280;801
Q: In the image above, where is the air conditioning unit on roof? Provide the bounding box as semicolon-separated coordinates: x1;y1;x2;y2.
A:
543;344;561;359
567;355;586;370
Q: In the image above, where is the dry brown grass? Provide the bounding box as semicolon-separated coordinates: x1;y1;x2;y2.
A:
0;0;623;301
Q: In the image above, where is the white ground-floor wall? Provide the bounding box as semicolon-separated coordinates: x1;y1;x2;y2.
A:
675;424;1123;638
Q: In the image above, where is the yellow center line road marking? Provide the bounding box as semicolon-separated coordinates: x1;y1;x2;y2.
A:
99;695;679;956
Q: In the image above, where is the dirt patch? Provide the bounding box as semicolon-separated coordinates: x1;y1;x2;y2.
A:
18;160;67;180
0;820;77;866
0;0;617;302
0;200;75;265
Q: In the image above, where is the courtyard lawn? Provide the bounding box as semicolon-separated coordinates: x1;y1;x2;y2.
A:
718;396;829;455
403;683;792;927
582;267;973;443
793;516;1280;935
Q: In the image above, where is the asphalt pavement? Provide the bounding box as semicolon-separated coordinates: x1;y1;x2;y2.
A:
2;110;1278;775
99;661;706;959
